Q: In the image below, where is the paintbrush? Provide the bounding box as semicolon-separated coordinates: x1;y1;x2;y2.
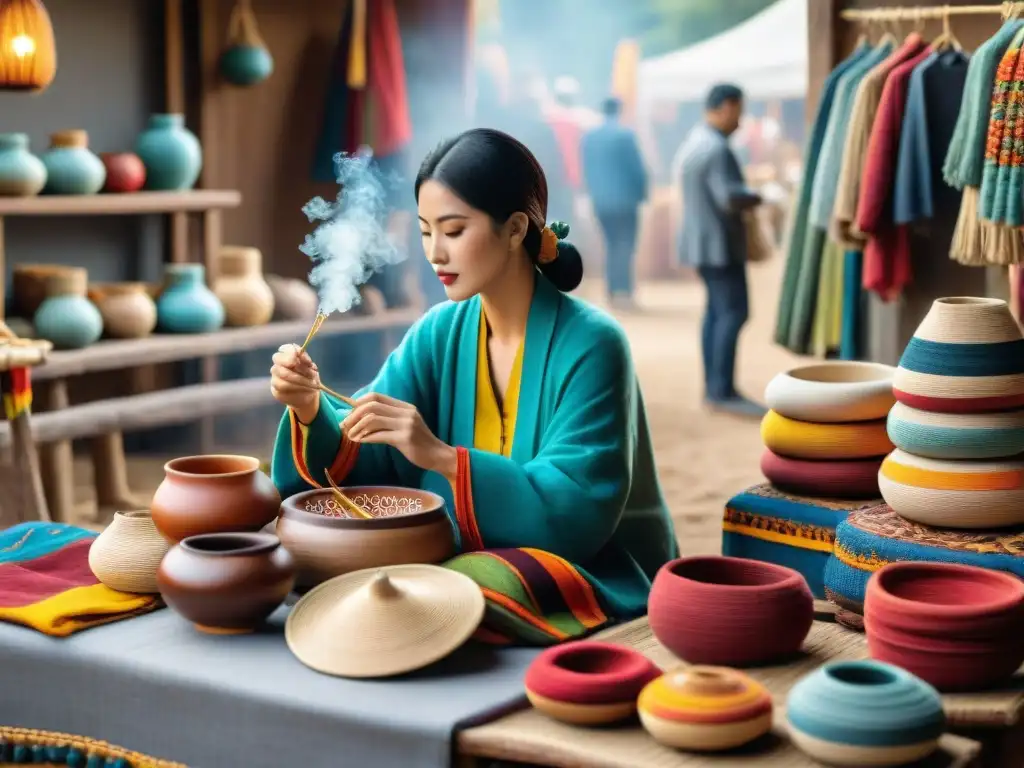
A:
324;470;373;519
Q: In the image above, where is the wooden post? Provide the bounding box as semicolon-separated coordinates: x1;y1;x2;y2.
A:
37;379;76;523
165;0;190;265
9;410;49;523
0;216;5;323
90;432;143;513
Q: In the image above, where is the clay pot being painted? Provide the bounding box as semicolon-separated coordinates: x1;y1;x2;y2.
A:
638;666;773;751
787;660;945;766
864;561;1024;691
32;268;104;350
157;531;295;634
894;297;1024;413
524;641;661;726
276;487;456;589
88;510;171;594
211;245;275;327
100;152;146;193
150;455;281;542
648;556;814;666
88;282;158;339
764;361;896;423
40;130;106;195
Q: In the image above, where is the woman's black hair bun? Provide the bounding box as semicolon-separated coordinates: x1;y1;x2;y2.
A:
539;236;584;292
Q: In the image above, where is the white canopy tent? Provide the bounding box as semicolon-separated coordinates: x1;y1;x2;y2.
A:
637;0;808;104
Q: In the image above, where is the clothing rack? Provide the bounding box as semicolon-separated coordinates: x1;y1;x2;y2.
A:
841;4;1022;22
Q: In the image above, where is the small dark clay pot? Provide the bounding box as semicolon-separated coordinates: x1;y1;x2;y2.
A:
157;532;295;634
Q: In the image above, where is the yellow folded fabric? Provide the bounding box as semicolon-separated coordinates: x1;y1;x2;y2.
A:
761;410;893;460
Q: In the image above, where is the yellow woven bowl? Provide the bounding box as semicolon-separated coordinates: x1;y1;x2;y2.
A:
878;449;1024;529
761;410;893;460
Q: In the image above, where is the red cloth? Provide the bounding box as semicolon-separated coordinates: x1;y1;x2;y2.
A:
366;0;412;157
859;45;933;300
547;109;582;189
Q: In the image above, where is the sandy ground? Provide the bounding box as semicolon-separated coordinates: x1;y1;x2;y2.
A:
73;255;803;553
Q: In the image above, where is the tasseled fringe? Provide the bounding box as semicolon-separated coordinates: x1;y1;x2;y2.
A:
984;223;1024;265
952;186;1024;266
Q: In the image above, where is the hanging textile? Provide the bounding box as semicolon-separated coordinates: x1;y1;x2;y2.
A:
978;28;1024;222
774;41;870;348
1;368;31;421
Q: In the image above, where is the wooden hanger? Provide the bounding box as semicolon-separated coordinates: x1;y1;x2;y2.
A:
931;6;963;52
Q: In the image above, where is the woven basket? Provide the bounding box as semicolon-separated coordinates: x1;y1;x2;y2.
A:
823;504;1024;621
88;510;170;593
763;362;896;423
760;450;882;499
887;402;1024;460
721;484;881;599
760;410;893;460
0;726;186;767
893;297;1024;413
878;449;1024;529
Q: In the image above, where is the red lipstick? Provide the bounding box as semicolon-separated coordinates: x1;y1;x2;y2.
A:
436;271;458;286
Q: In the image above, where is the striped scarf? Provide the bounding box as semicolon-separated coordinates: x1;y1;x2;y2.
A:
980;26;1024;221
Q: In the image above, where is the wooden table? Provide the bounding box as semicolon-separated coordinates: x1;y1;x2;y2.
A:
456;617;1022;768
0;340;50;526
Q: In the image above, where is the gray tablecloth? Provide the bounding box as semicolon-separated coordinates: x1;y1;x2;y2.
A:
0;607;539;768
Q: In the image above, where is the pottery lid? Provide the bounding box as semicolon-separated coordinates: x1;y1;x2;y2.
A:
285;564;485;678
638;666;771;720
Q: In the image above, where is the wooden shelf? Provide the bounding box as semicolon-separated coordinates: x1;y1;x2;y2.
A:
0;190;241;216
32;308;421;380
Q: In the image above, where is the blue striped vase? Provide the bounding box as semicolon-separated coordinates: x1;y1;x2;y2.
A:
787;660;944;766
887;402;1024;460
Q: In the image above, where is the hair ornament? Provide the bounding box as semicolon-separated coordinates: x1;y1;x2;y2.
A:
538;221;570;264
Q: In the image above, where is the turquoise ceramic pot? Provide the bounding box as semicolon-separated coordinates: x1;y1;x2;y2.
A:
156;264;225;334
787;660;945;767
136;114;203;191
33;295;103;349
0;133;46;196
41;130;106;196
220;45;274;86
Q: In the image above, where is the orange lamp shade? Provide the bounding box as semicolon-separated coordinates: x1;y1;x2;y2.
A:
0;0;57;92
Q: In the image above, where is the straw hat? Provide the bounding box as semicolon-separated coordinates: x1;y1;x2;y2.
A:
285;564;485;678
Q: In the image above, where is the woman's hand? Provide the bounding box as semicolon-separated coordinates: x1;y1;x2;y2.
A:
342;392;457;481
270;344;321;424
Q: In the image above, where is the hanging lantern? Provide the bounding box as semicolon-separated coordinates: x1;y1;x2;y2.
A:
219;0;273;87
0;0;57;92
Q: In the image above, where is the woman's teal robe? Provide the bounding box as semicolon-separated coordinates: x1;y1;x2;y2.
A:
271;274;678;639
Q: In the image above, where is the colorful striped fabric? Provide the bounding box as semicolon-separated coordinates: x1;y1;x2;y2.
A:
288;408;359;489
1;368;32;421
444;547;610;646
0;522;161;637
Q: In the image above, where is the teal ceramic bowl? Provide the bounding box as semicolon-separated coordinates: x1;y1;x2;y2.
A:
887;402;1024;460
786;660;945;767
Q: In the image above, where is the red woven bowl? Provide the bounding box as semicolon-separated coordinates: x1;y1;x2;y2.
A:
648;556;814;666
524;641;662;705
865;562;1024;691
759;449;882;499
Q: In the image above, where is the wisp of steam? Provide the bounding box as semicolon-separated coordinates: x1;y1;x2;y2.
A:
300;151;406;315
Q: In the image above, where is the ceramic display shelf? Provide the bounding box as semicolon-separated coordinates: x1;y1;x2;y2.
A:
637;666;772;751
524;641;661;726
647;555;814;666
760;410;893;460
886;402;1024;460
764;361;896;423
786;660;945;767
864;561;1024;692
877;449;1024;529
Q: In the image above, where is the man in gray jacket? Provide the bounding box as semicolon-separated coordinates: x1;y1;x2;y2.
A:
676;83;763;417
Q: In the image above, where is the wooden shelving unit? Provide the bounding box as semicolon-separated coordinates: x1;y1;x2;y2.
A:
0;190;240;217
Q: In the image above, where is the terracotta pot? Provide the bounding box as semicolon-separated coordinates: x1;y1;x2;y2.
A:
212;245;275;326
11;264;86;317
88;282;158;339
276;487;456;588
100;152;146;193
648;556;813;666
150;455;281;542
638;666;773;751
524;641;661;726
87;510;170;593
157;531;295;634
265;274;318;321
787;660;945;766
864;562;1024;691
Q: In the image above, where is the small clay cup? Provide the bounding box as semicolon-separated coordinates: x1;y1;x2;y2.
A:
648;556;814;666
157;531;295;634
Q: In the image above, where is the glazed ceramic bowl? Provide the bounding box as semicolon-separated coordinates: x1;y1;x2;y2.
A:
878;449;1024;529
787;660;945;766
638;666;772;751
764;362;896;423
864;561;1024;691
157;532;295;634
648;556;814;666
760;410;893;461
524;641;661;726
760;449;882;499
276;487;456;588
150;455;281;542
893;297;1024;413
886;402;1024;460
